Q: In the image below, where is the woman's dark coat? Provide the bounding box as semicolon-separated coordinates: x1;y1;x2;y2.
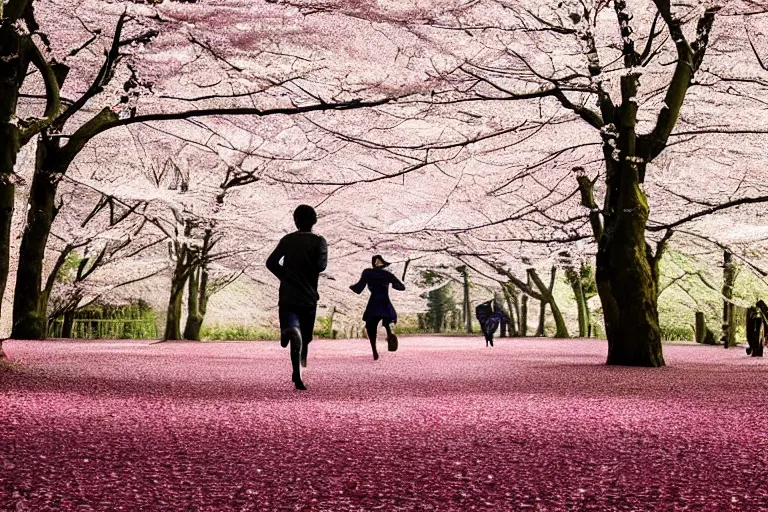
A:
475;300;511;336
350;267;406;322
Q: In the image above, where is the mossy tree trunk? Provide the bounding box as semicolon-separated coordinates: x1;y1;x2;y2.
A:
565;265;590;337
165;241;190;341
533;268;557;337
563;3;717;366
457;265;473;333
589;114;665;366
0;3;37;345
576;71;667;366
11;135;65;339
495;291;509;338
61;309;76;338
183;230;212;341
535;299;546;337
503;283;520;337
529;267;568;338
182;264;208;341
721;251;737;348
694;312;706;344
520;293;528;338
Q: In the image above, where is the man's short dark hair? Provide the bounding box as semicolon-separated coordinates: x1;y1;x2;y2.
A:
293;204;317;231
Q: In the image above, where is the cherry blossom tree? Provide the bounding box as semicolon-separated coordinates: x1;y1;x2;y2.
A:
4;0;417;342
4;0;768;368
282;0;768;365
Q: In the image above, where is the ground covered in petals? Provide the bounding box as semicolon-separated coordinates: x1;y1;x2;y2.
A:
2;337;768;511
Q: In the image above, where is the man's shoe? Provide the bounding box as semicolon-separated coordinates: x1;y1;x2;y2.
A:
281;327;301;348
373;350;379;360
295;380;307;391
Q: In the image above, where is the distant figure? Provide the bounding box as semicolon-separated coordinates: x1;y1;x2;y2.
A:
350;255;406;360
266;205;328;390
475;299;510;347
746;304;768;357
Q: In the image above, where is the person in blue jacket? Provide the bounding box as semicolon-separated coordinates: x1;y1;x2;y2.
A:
350;255;406;360
475;298;511;347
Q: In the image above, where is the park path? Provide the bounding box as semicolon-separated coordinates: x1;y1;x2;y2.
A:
2;337;768;511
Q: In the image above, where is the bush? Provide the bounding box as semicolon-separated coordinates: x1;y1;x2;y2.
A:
661;325;693;342
201;324;278;341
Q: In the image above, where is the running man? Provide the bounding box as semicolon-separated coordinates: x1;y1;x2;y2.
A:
266;205;327;390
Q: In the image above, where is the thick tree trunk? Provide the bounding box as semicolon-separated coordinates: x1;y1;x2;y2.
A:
591;74;664;367
0;180;12;352
0;15;30;332
596;191;663;365
183;263;209;341
11;136;61;339
165;281;184;341
61;309;76;338
164;246;188;341
182;312;202;340
183;266;202;341
721;251;736;348
571;4;715;366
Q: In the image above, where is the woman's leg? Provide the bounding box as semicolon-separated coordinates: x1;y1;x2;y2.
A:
487;319;498;347
366;318;380;359
383;320;398;352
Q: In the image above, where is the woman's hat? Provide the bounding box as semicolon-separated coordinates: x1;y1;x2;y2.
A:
372;254;390;267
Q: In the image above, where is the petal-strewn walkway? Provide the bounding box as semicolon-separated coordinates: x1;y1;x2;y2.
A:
2;337;767;511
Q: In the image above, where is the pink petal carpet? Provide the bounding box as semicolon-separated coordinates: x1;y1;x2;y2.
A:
1;337;767;511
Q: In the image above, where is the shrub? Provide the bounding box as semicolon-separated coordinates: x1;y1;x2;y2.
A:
661;325;693;342
201;324;278;341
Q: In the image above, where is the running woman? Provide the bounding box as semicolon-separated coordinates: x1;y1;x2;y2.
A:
350;255;406;360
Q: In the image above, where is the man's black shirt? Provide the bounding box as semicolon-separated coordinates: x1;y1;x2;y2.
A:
266;231;328;307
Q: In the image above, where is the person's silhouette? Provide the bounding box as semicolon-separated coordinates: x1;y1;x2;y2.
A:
350;255;405;360
266;205;327;390
475;299;509;347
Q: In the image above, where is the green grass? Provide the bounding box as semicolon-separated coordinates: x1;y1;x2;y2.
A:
201;324;279;341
